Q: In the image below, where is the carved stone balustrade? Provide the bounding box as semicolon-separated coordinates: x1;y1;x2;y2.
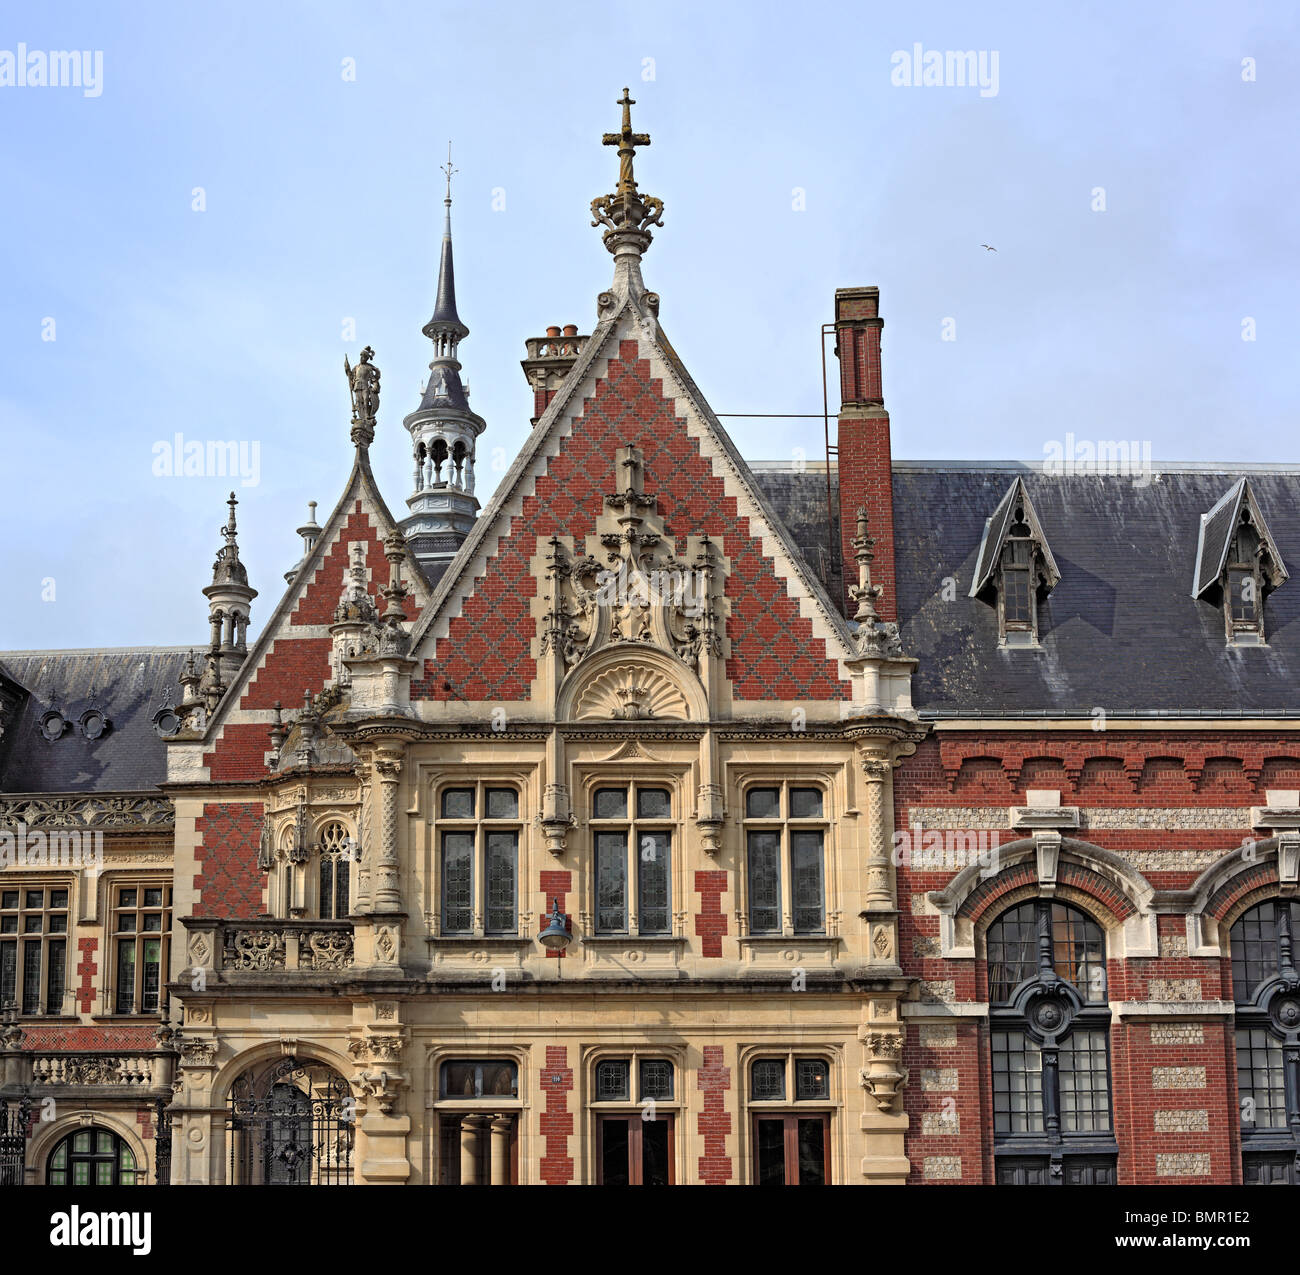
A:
195;919;356;973
32;1053;167;1088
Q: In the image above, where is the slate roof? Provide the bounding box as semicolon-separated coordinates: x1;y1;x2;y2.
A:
756;461;1300;717
0;648;190;794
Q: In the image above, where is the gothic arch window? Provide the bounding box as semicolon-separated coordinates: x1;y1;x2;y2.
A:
316;821;352;921
46;1127;138;1186
1230;899;1300;1183
986;899;1116;1184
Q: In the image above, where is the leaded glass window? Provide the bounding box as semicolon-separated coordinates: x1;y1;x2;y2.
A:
743;784;827;936
590;785;673;936
436;784;521;937
113;882;171;1014
0;885;68;1016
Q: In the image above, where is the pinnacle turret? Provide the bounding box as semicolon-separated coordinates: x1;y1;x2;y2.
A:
400;142;487;585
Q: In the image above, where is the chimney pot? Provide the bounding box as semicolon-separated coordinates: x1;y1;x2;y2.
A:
562;324;578;337
546;325;561;338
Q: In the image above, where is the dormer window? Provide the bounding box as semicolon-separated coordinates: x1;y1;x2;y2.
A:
1193;478;1287;647
970;479;1061;649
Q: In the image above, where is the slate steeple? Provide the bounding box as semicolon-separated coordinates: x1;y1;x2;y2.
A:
400;143;486;586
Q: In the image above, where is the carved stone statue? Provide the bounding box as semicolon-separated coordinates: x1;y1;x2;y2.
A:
345;346;381;424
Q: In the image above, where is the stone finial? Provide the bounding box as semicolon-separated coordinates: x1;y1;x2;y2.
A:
591;90;664;313
849;506;882;624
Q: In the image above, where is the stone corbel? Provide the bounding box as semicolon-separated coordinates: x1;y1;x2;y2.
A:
539;783;576;858
858;1031;908;1113
696;782;725;856
357;1066;406;1116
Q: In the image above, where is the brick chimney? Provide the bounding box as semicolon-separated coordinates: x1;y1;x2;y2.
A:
834;287;896;621
521;323;588;425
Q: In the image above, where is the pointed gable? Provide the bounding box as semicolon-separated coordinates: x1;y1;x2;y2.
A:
409;317;853;705
1193;476;1288;599
969;475;1061;600
200;456;429;781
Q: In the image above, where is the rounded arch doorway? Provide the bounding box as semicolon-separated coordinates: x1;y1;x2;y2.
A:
227;1056;354;1185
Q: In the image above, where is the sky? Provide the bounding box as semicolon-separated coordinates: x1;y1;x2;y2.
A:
1;0;1296;651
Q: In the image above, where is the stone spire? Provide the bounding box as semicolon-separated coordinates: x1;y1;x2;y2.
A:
400;143;487;585
202;491;258;689
592;88;665;315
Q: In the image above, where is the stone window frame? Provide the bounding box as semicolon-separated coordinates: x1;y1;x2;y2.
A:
1226;897;1300;1176
107;876;173;1017
576;765;690;942
265;812;358;920
430;780;524;939
581;1044;685;1185
0;876;74;1018
737;1043;842;1186
736;777;835;939
426;1047;528;1186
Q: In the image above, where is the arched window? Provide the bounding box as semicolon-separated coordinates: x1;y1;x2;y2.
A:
986;899;1116;1184
47;1127;138;1186
1230;899;1300;1184
317;822;351;921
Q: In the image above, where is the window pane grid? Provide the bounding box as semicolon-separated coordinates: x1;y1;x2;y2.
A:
592;786;673;936
1237;1027;1287;1129
1058;1030;1112;1134
743;784;828;937
2;886;71;1015
437;784;520;937
991;1029;1043;1134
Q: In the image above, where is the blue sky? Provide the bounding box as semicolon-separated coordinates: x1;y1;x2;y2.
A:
2;0;1296;650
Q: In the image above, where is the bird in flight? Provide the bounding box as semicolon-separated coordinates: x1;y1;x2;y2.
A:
981;244;997;252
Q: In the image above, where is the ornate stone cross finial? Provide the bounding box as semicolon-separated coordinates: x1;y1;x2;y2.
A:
592;88;664;246
602;88;650;199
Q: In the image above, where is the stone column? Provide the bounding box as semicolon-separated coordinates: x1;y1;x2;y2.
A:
460;1115;481;1185
860;752;901;973
372;750;403;912
490;1115;513;1185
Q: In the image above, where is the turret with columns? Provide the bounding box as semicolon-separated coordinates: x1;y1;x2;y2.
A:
201;492;257;691
400;145;486;585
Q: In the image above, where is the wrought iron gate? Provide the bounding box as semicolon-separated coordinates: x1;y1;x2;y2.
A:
0;1096;29;1186
228;1058;353;1185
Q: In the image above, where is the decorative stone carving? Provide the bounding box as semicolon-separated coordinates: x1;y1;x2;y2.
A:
187;930;211;968
179;1038;218;1067
696;782;726;856
537;446;727;698
0;793;174;831
225;929;286;970
375;926;398;963
860;1029;908;1113
345;346;381;448
302;930;355;970
573;663;689;722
